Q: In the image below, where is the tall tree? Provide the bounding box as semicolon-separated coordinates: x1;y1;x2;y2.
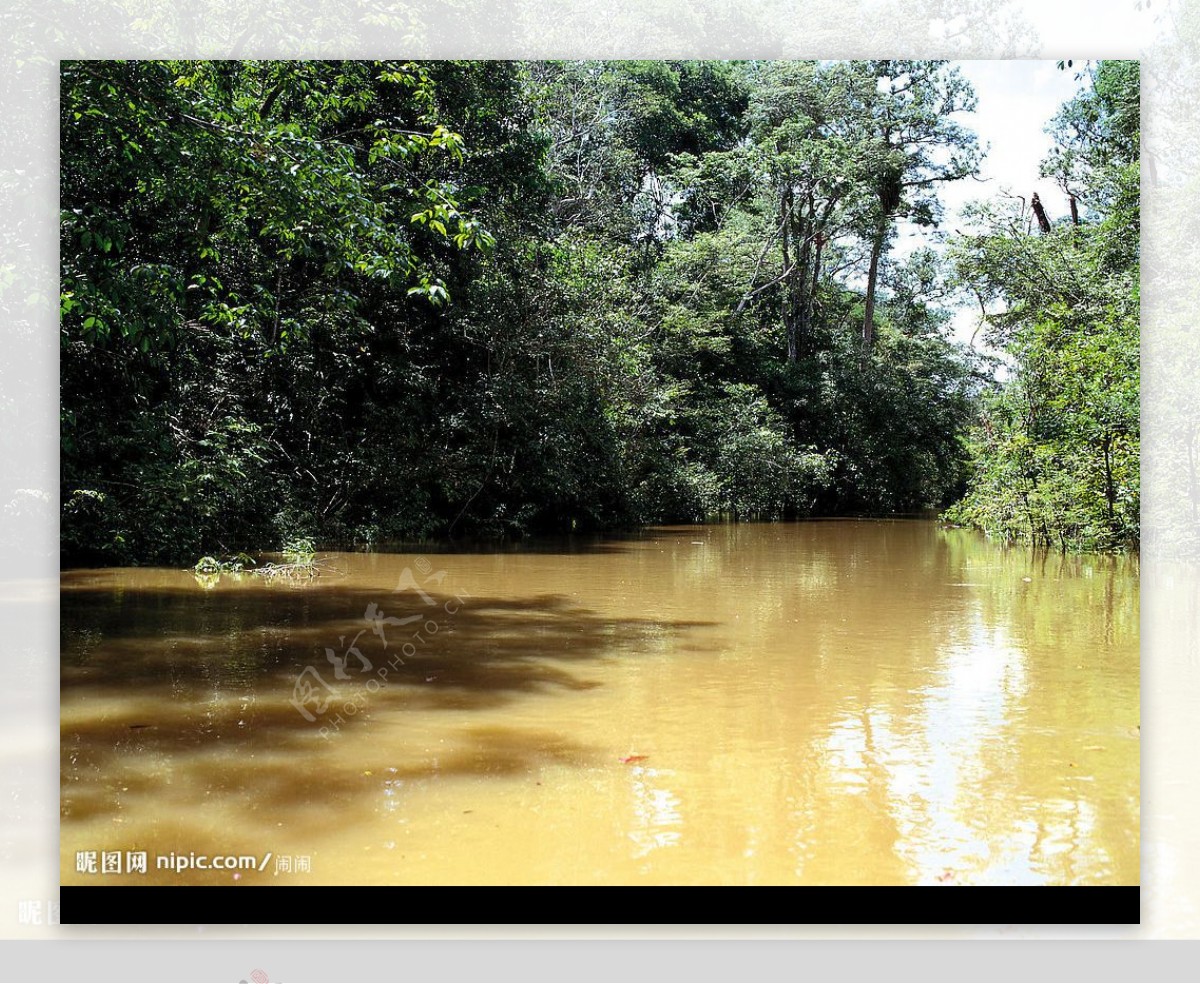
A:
856;60;980;352
695;61;869;362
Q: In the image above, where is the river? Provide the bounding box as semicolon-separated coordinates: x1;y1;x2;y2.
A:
60;519;1139;886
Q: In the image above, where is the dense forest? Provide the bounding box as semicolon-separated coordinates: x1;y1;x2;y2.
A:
60;59;1139;565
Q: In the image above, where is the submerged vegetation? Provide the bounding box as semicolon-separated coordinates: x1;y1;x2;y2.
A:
60;59;1139;564
191;536;323;583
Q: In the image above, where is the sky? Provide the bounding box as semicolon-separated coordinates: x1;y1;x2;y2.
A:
891;60;1092;347
946;60;1087;228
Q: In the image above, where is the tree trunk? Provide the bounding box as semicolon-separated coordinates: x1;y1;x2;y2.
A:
780;187;797;362
802;233;823;353
1102;432;1117;528
862;230;884;353
1031;192;1052;234
790;227;810;360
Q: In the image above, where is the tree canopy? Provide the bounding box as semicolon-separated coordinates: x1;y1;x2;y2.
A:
59;59;1138;564
944;61;1139;551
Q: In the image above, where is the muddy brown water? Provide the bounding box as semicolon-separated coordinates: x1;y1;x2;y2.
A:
61;520;1139;886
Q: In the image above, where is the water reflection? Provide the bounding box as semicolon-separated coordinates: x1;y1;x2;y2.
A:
60;521;1138;886
627;767;683;860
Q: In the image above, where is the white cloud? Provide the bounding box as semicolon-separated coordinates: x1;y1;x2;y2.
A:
892;60;1092;346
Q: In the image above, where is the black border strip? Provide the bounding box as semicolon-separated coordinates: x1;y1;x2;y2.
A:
61;886;1140;925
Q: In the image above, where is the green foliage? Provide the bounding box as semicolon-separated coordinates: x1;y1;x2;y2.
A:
281;536;316;563
60;60;1133;564
60;61;486;356
944;61;1139;552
